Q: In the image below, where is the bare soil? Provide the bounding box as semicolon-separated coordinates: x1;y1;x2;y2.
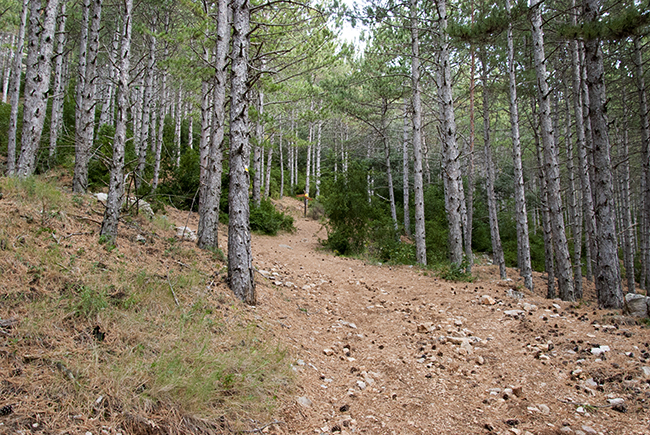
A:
1;185;649;435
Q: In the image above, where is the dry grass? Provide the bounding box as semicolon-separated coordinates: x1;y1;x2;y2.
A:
0;174;294;434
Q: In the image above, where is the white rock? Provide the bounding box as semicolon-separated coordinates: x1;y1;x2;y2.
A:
560;427;573;433
95;193;108;202
641;366;650;377
175;226;197;242
136;234;146;243
340;321;357;329
590;345;610;356
356;380;367;390
522;303;538;312
580;426;597;435
480;295;496;305
504;310;525;317
506;289;524;299
623;293;648;317
538;404;550;415
297;396;312;407
607;398;624;405
323;348;334;356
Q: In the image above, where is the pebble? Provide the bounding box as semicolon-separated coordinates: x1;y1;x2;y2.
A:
356;380;367;390
323;348;334;356
641;366;650;377
607;398;624;405
591;345;610;356
581;426;597;435
480;295;496;305
504;310;525;317
560;427;573;433
538;404;550;415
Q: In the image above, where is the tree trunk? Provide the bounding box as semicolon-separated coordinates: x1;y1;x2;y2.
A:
480;51;506;279
228;0;255;305
402;97;411;236
1;34;14;104
100;0;132;244
438;0;465;266
73;0;102;193
74;0;90;167
174;90;182;167
264;143;273;199
152;71;167;191
99;23;120;128
506;0;532;290
618;96;635;293
634;36;650;292
198;0;229;250
6;0;29;176
316;120;322;198
466;38;476;275
411;0;426;265
136;23;156;191
582;0;623;308
279;118;284;198
17;0;61;178
252;89;264;207
530;0;574;301
48;2;67;158
381;99;398;233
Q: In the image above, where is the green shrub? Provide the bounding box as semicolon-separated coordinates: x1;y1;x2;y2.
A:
250;199;294;235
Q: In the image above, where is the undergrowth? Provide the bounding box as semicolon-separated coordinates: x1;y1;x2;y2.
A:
0;175;293;433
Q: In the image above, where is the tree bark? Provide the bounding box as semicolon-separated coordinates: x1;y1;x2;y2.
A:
381;99;398;232
73;0;102;193
48;2;67;158
17;0;61;178
530;0;574;301
618;96;635;294
480;51;506;280
252;89;264;206
402;97;411;236
100;0;132;244
5;0;28;176
136;22;156;191
279;118;284;198
198;0;229;250
634;36;650;292
152;71;167;191
582;0;623;308
411;0;426;265
228;0;255;305
438;0;465;266
264;142;273;199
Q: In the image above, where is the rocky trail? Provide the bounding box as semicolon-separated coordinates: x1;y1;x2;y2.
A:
233;198;650;435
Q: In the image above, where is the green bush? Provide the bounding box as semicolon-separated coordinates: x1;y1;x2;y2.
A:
250;199;294;235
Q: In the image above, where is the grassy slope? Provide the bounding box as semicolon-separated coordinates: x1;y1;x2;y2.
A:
0;173;293;434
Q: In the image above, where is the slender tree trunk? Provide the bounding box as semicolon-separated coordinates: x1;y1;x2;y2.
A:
381;99;398;232
17;0;61;178
48;3;67;158
618;96;635;293
99;23;119;128
152;72;167;191
100;0;132;243
438;0;465;265
411;0;426;265
506;0;532;290
264;143;273;199
480;51;506;279
228;0;255;305
197;0;229;249
73;0;102;193
6;0;29;176
466;37;476;275
198;63;211;195
564;88;583;298
1;34;14;104
583;0;623;308
252;89;263;206
403;97;411;236
279;119;284;198
530;0;574;301
634;36;650;292
136;23;156;191
74;0;90;164
316;120;322;198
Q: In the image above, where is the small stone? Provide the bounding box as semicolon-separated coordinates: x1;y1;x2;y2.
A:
585;378;598;388
504;310;525;317
576;406;585;414
454;319;463;326
522;303;538;312
476;355;485;365
559;427;573;433
580;426;597;435
538;404;550;415
136;234;146;243
297;396;312;407
607;398;624;405
480;295;496;305
323;348;334;356
356;380;367;390
417;322;435;333
591;345;610;356
512;386;523;397
641;366;650;377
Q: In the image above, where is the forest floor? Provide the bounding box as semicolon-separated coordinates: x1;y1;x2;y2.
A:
1;176;649;435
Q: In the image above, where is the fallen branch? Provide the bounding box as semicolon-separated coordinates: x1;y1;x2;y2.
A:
166;271;180;307
62;231;94;240
73;215;103;225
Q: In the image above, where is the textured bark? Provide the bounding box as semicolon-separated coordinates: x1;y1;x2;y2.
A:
564;90;583;299
506;0;532;290
74;0;102;193
6;0;29;176
465;42;475;275
228;0;255;305
252;89;264;207
316;120;322;198
264;144;273;199
48;2;67;158
197;0;229;250
583;0;623;309
74;0;90;166
136;24;156;191
17;0;61;178
410;0;426;265
634;37;650;292
530;0;574;301
152;71;167;191
279;119;284;198
1;34;13;104
480;52;506;280
174;90;182;167
438;0;465;266
618;98;635;294
100;0;132;243
381;99;398;232
402;98;411;236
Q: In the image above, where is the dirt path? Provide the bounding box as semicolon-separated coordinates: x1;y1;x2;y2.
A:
246;202;650;435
